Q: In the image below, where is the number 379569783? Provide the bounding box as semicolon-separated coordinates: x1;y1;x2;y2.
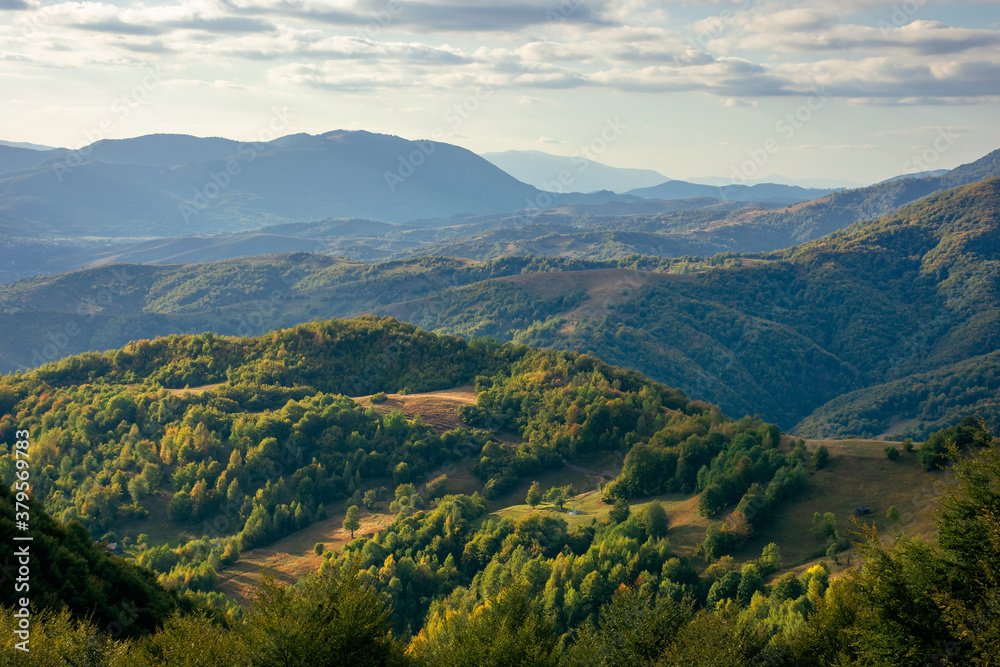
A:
14;429;31;517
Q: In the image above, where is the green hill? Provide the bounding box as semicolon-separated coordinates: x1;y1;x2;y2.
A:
0;483;196;639
2;179;999;441
1;313;998;665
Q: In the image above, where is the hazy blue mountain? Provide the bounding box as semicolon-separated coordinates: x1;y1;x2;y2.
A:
686;174;862;189
0;144;52;175
626;180;835;204
0;131;639;238
63;133;242;166
0;140;58;151
481;149;668;193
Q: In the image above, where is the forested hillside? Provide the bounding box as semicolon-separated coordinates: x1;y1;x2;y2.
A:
516;178;1000;439
1;316;808;618
2;179;998;442
0;314;997;664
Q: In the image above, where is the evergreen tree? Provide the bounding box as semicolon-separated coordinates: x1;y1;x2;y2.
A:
343;505;360;540
242;568;408;667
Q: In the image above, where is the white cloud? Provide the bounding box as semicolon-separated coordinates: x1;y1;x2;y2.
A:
1;0;999;107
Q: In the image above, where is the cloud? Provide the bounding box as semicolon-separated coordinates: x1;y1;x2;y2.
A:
31;1;276;37
3;0;999;106
221;0;616;32
711;10;1000;57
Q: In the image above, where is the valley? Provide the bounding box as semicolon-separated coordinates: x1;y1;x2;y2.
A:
1;165;998;663
6;0;1000;661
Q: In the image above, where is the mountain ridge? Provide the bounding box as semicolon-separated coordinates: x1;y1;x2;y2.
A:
2;178;998;439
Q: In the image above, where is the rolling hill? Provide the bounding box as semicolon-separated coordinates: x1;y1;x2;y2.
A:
2;309;994;666
1;179;998;441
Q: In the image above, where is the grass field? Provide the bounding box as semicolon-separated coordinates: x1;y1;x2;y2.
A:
739;437;944;579
493;490;711;562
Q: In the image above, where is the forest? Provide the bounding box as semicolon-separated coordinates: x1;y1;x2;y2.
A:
1;181;999;663
1;411;997;665
1;314;998;664
0;315;805;619
2;180;999;442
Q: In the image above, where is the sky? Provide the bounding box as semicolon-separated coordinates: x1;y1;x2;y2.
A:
1;0;999;184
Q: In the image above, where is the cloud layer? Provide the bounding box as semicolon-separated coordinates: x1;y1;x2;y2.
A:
2;0;998;104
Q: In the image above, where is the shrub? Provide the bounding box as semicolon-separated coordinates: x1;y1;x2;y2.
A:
371;391;388;404
812;446;829;470
885;446;900;461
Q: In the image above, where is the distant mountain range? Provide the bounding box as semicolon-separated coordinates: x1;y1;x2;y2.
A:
480;149;843;203
877;169;949;184
1;134;998;291
0;139;58;151
2;144;998;284
0;133;863;241
0;131;639;238
625;180;836;204
2;177;999;440
685;174;863;189
481;150;668;193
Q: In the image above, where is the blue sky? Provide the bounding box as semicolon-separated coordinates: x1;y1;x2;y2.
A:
1;0;998;183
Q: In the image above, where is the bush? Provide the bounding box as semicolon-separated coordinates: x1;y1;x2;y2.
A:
644;501;668;538
884;446;900;461
902;438;914;452
314;542;324;556
426;475;448;499
371;391;388;404
812;446;829;470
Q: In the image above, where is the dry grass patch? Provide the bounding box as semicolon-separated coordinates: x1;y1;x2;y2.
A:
162;382;225;397
354;385;477;433
216;507;395;608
